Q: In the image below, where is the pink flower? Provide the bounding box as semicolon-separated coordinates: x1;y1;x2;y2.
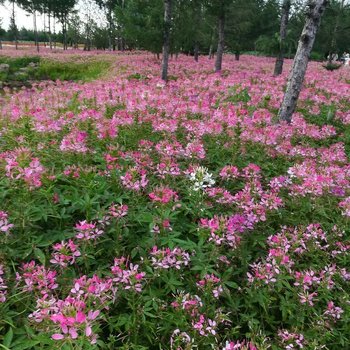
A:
75;221;104;240
50;239;81;267
111;257;146;293
120;167;148;191
149;187;179;204
150;246;190;270
324;301;344;321
60;130;89;153
0;211;14;234
196;274;223;299
52;333;64;340
0;264;7;303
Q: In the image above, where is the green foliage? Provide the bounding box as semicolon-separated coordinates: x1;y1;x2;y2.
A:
35;58;111;81
310;51;324;61
116;0;163;53
322;62;343;71
0;56;111;84
0;56;40;70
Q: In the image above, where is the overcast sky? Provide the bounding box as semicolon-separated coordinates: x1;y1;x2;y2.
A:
1;2;45;30
0;1;104;31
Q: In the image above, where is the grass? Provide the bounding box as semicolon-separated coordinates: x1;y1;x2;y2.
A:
35;59;111;82
0;55;41;70
0;55;111;84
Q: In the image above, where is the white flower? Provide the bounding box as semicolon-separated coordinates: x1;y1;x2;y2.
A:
188;166;215;191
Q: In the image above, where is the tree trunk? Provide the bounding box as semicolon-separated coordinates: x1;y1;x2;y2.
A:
327;0;344;64
215;9;225;72
209;44;213;59
48;12;52;50
161;0;172;81
194;41;199;62
11;1;18;50
63;19;68;50
107;6;113;51
53;15;56;49
33;11;39;52
208;30;214;59
43;12;46;47
274;0;291;76
235;50;240;61
193;3;200;62
278;0;328;123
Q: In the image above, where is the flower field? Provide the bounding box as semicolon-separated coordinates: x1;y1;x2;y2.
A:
1;49;350;349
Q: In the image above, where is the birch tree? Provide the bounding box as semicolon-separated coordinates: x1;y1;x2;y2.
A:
274;0;292;75
278;0;328;123
161;0;172;81
17;0;42;52
9;0;19;50
327;0;345;63
215;0;225;71
0;18;4;50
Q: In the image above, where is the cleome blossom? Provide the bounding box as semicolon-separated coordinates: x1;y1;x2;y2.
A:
32;296;100;344
50;239;81;267
0;264;7;303
0;211;14;234
187;165;215;192
150;246;191;270
223;340;257;350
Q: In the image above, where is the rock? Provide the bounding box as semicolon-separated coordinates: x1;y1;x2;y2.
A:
14;71;27;78
28;62;38;68
0;63;10;73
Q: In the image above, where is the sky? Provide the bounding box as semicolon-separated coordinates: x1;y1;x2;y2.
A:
1;2;45;30
0;1;104;31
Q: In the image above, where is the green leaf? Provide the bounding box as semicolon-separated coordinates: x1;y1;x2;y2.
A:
225;281;239;289
12;340;40;350
3;328;13;348
34;248;46;265
0;345;11;350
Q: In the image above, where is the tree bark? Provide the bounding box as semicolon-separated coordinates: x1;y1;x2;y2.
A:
63;18;68;50
274;0;291;76
235;50;240;61
53;15;56;49
278;0;328;123
107;6;113;51
11;1;18;50
48;12;52;50
215;8;225;72
193;2;200;62
327;0;344;64
194;41;199;62
208;29;214;59
161;0;172;81
33;10;39;52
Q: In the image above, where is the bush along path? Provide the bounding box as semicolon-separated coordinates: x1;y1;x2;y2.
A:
0;52;350;349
